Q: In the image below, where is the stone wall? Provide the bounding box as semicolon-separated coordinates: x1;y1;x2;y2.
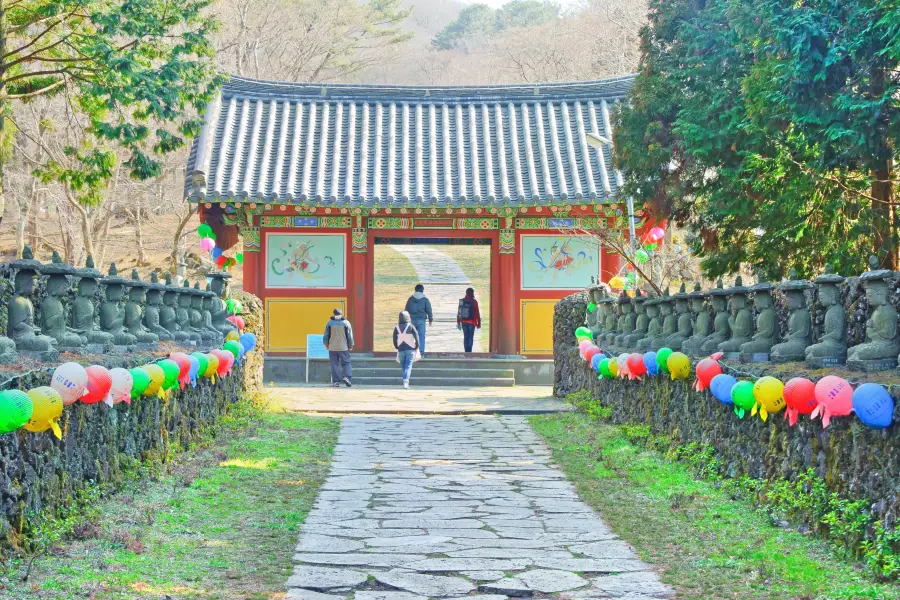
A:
554;293;900;528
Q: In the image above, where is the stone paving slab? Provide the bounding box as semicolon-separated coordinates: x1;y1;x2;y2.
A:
285;416;672;600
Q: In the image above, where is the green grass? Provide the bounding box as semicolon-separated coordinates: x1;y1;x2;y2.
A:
529;413;899;600
3;407;339;599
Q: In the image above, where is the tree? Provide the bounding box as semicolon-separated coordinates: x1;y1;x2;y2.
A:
432;3;496;51
0;0;220;229
496;0;560;30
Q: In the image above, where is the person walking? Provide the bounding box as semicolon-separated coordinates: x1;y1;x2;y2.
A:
456;287;482;353
323;307;354;387
393;311;421;389
404;284;433;358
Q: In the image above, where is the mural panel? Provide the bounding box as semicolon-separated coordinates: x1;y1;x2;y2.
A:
520;235;599;290
265;233;346;288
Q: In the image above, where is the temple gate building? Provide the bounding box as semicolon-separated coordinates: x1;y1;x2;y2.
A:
185;75;636;356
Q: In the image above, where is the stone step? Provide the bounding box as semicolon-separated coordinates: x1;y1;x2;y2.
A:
348;376;516;387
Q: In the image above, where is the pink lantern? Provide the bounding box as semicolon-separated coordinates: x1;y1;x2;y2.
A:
108;368;133;405
649;226;666;241
812;376;854;428
200;238;216;251
579;340;593;356
51;362;89;406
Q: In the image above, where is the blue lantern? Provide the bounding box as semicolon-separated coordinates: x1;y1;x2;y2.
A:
590;352;608;372
710;374;737;405
240;332;257;352
852;383;894;429
643;352;659;376
188;355;201;387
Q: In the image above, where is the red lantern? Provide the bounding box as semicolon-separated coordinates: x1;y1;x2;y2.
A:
626;353;646;380
211;350;232;377
216;255;228;267
235;316;246;331
169;352;193;390
693;357;723;392
82;365;113;405
812;376;853;428
783;377;817;426
584;346;601;363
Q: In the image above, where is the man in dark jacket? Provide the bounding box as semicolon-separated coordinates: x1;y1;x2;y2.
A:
404;284;433;358
456;287;482;353
323;308;354;387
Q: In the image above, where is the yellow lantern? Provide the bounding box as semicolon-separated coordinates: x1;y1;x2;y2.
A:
24;386;63;439
142;364;165;397
753;376;785;421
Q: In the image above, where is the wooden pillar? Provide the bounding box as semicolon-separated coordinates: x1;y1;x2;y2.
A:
347;238;370;353
238;225;262;295
601;247;622;282
496;228;518;355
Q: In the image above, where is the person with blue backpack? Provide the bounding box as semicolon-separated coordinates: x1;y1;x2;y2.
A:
456;287;482;353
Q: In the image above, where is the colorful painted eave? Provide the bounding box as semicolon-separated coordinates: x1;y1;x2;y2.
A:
186;75;636;208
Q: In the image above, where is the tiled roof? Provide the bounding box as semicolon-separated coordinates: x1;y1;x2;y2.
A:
186;75;635;207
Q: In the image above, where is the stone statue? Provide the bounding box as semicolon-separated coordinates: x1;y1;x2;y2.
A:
585;287;601;330
208;271;238;338
681;284;709;356
9;246;58;358
665;283;693;351
624;293;650;348
805;266;847;368
700;279;730;354
593;295;615;342
176;279;202;343
72;256;114;349
718;276;752;356
189;283;217;343
601;298;620;347
124;270;159;345
637;294;661;352
740;275;777;361
612;293;636;348
142;272;173;341
847;256;898;371
202;284;224;342
651;288;675;351
771;270;812;363
39;251;84;351
160;273;192;343
99;263;137;346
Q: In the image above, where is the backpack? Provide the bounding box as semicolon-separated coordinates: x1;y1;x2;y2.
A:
457;297;473;320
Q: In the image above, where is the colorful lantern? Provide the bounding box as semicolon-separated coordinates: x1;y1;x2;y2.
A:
129;367;150;400
108;368;133;405
188;355;201;386
204;353;220;380
169;352;193;389
24;387;63;438
649;226;666;241
710;374;737;405
752;376;785;421
693;356;722;391
200;238;216;251
197;223;213;238
731;381;756;418
812;376;853;428
626;353;647;379
240;332;257;352
82;365;113;405
157;359;181;391
667;352;691;380
634;249;649;264
783;377;816;426
643;351;659;376
607;357;619;377
609;276;625;290
852;384;894;429
51;362;88;406
236;253;244;265
617;353;630;379
590;352;607;372
223;340;243;361
656;348;673;374
0;390;34;434
142;364;165;397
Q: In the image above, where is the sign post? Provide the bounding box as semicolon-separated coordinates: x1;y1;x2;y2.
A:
306;334;329;383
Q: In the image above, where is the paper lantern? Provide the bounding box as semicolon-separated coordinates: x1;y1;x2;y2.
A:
216;255;227;267
667;352;691;380
157;359;181;391
236;253;244;265
643;242;656;251
607;357;619;377
643;351;659;376
635;249;649;264
617;353;630;379
852;384;894;429
204;354;220;379
752;376;785;421
51;362;89;406
240;333;257;352
587;302;597;314
783;377;816;426
579;340;593;356
626;353;647;379
609;276;625;290
82;365;113;405
211;247;223;259
590;352;606;372
211;350;232;376
198;223;213;238
710;374;737;405
693;357;722;392
108;368;133;405
200;238;216;251
731;381;756;418
234;317;246;331
0;390;34;434
225;330;240;343
656;348;673;374
223;340;242;361
812;376;853;428
649;226;666;241
24;387;63;438
142;364;165;397
192;352;211;378
596;358;611;379
169;353;192;389
129;367;150;400
188;355;201;386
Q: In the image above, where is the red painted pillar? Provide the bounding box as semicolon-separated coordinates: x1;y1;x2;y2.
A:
497;248;518;356
601;247;622;283
242;246;262;296
347;237;371;353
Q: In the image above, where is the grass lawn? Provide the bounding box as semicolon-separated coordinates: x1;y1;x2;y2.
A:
530;413;899;600
3;405;339;599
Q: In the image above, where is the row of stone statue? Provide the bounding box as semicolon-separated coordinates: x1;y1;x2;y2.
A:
586;258;898;372
0;246;238;363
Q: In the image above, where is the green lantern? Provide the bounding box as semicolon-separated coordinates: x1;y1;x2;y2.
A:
731;381;756;419
190;352;210;380
223;340;241;360
587;302;596;313
129;367;151;399
0;390;34;434
198;224;213;239
575;327;592;339
157;359;181;391
656;348;673;374
635;249;649;263
598;358;612;379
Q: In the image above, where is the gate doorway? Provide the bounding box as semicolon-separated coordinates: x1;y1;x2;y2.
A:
373;237;492;354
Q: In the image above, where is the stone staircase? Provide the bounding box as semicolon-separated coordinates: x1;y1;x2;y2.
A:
265;356;553;387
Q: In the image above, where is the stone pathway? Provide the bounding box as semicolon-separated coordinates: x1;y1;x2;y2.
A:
286;416;672;599
390;245;482;353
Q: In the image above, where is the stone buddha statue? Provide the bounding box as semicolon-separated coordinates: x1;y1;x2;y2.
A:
651;288;675;350
601;297;620;347
189;283;217;343
593;295;615;342
72;256;115;348
624;293;650;348
208;271;238;338
718;276;752;356
681;284;709;356
805;266;847;368
637;294;661;352
40;251;85;351
142;272;172;341
665;283;693;351
612;293;635;348
740;275;777;361
771;270;812;363
202;284;223;342
9;246;58;358
124;270;159;345
176;279;202;343
160;273;192;343
700;280;730;354
100;263;137;346
847;256;898;371
585;286;602;331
